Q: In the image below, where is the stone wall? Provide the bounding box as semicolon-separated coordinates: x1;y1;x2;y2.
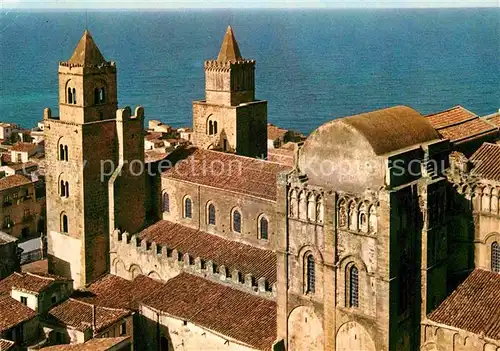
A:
421;321;500;350
140;304;259;351
109;230;275;299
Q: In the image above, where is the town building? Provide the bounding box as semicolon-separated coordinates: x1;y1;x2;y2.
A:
0;27;499;351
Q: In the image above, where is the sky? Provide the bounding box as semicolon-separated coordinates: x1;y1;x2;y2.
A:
1;0;498;9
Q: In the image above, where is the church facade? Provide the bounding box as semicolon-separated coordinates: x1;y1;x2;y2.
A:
42;28;500;351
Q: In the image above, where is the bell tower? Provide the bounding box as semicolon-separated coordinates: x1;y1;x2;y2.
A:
44;30;146;288
192;26;267;158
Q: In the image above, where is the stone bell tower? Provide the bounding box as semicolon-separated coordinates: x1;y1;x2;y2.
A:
192;26;267;158
44;30;146;288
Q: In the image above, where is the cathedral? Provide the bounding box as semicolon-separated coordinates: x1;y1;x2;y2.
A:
2;27;498;351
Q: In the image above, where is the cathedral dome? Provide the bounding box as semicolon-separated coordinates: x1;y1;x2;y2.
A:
298;106;440;192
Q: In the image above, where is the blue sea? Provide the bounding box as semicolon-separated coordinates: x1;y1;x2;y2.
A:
0;9;498;134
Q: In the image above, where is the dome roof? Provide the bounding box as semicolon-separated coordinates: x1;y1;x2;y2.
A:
298;106;440;192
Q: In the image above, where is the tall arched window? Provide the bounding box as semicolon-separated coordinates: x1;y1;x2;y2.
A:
65;182;69;197
162;193;169;212
99;88;105;103
94;88;100;104
208;203;216;225
60;180;66;197
233;210;241;233
259;216;268;240
72;88;76;104
61;214;68;234
59;144;65;161
64;145;68;161
306;254;315;293
349;266;359;307
184;197;192;219
492;242;500;273
67;88;73;104
213;121;218;134
209;121;213;135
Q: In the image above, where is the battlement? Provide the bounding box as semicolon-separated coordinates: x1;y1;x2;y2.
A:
59;60;116;69
110;229;276;299
116;106;144;122
204;59;255;71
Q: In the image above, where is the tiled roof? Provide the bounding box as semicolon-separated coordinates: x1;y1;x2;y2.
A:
21;259;48;274
144;150;168;163
267;123;289;140
429;269;500;340
162;147;290;201
486;114;500;127
142;273;277;350
0;272;70;295
139;220;277;284
0;338;14;350
470;143;500;182
0;294;36;332
426;106;498;143
267;147;295;167
66;30;107;66
73;274;164;311
11;142;38;153
144;131;163;141
47;298;130;333
0;174;32;190
6;161;38;171
40;337;130;350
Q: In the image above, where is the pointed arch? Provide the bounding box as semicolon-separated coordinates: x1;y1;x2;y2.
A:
299;191;307;220
348;200;357;231
307;193;316;221
258;214;269;240
232;208;242;233
183;196;192;219
338;198;348;228
162;192;170;212
60;212;68;234
289;189;298;218
316;195;324;223
305;253;315;294
207;202;216;225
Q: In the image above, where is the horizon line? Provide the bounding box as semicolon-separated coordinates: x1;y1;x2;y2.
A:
2;6;498;10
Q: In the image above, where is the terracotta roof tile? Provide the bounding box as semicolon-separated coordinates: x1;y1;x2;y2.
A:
0;174;32;190
267;147;295;167
0;272;70;295
11;143;38;153
40;337;130;350
145;132;163;141
73;274;164;311
0;294;36;332
429;269;500;340
6;162;38;171
267;123;289;140
470;143;500;182
426;106;498;143
163;148;290;201
142;273;277;350
47;298;130;333
0;339;14;350
21;259;49;275
487;114;500;127
139;220;277;284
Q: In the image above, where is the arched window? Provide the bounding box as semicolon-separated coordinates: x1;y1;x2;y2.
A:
100;88;105;103
184;197;192;219
64;145;68;161
72;88;76;104
59;144;65;161
213;121;218;134
492;242;500;273
60;180;66;197
306;254;315;293
94;88;100;104
61;214;68;233
209;121;213;135
67;88;73;104
162;193;169;212
349;266;359;307
259;216;268;240
208;203;216;225
65;182;69;197
233;210;241;233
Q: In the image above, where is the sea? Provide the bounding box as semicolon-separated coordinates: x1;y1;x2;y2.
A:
0;8;498;134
